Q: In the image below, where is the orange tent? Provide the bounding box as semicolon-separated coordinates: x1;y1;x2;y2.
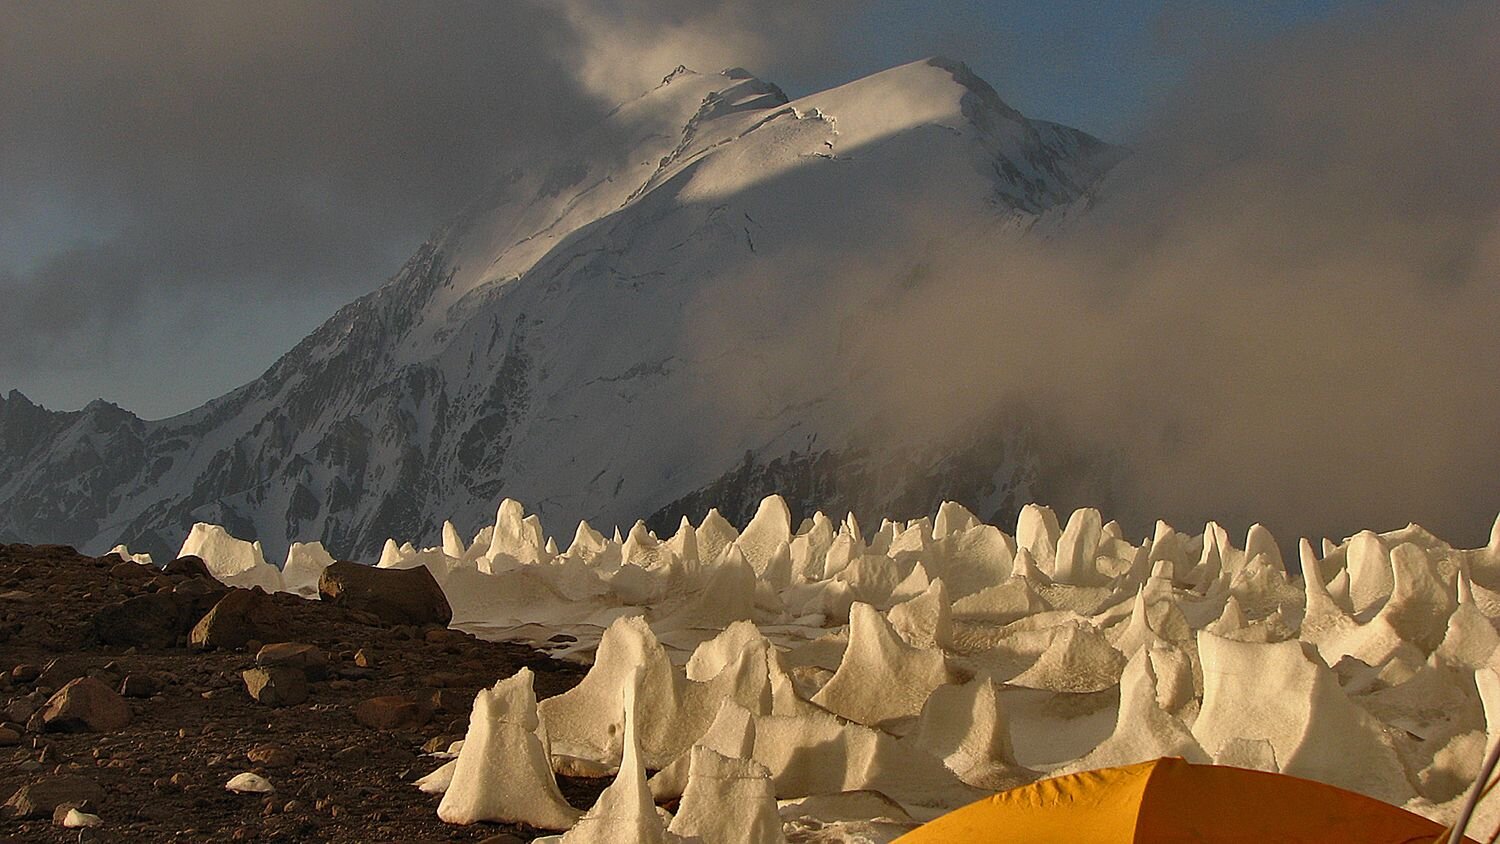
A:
895;757;1471;843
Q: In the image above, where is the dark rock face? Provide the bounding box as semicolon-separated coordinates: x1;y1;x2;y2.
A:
39;677;131;733
318;562;451;627
189;588;290;651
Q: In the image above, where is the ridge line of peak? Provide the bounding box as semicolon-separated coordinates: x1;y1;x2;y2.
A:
660;65;696;86
923;56;1026;124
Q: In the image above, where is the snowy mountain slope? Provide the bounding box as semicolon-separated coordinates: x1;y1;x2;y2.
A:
0;58;1121;561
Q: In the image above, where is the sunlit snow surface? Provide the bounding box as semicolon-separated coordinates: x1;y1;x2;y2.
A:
157;497;1500;841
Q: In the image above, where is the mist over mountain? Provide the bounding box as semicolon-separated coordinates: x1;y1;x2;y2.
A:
7;1;1498;562
0;58;1120;561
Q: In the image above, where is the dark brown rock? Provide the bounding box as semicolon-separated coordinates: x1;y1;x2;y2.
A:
37;655;90;689
189;588;289;650
353;695;430;731
162;555;213;579
172;576;229;622
428;688;470;713
3;773;105;818
256;642;328;680
347;609;383;626
93;591;189;649
318;561;451;627
52;802;84;825
242;666;309;707
172;575;224;600
5;696;38;723
246;744;297;770
119;673;159;698
108;560;154;580
40;676;132;732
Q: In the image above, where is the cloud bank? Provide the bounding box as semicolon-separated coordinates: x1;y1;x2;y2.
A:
693;2;1500;546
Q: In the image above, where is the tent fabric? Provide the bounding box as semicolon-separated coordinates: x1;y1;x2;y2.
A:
895;757;1467;843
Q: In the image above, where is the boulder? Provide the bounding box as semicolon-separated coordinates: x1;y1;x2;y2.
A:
189;588;289;651
40;677;131;733
246;744;297;770
242;667;309;707
256;642;329;680
319;561;451;626
162;555;213;579
36;655;93;689
354;695;431;731
3;774;104;819
5;697;38;724
119;673;159;698
93;592;190;649
171;576;226;601
108;561;153;581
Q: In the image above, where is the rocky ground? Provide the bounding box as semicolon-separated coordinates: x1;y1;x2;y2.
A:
0;543;604;842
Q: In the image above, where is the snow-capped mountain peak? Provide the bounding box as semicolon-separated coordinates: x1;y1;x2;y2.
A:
0;58;1120;562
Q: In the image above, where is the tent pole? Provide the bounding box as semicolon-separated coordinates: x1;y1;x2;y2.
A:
1450;734;1500;844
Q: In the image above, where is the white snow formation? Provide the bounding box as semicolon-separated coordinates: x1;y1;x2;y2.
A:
437;667;581;829
177;496;1500;839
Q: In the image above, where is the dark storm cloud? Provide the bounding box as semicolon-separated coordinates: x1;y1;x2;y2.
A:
0;0;862;414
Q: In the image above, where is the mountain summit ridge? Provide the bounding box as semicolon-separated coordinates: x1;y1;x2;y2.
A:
0;59;1120;560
